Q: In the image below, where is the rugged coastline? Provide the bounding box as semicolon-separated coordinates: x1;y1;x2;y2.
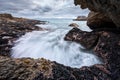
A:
0;0;120;79
0;13;111;80
0;13;45;57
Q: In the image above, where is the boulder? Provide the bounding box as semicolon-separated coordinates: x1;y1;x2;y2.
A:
69;23;79;28
64;28;99;49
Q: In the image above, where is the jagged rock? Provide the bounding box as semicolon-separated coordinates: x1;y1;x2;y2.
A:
94;31;120;80
64;28;99;49
74;0;120;28
69;23;79;28
87;12;117;31
73;16;87;21
0;13;45;57
65;28;120;80
0;56;111;80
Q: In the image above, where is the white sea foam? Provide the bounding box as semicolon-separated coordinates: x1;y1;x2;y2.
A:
12;19;101;68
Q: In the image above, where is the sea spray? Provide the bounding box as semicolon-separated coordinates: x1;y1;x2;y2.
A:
12;19;101;68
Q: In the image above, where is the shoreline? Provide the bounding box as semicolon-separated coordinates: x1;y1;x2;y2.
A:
0;13;46;57
0;13;120;80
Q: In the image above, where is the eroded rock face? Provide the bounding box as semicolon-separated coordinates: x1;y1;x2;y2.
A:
94;32;120;80
87;12;117;31
64;28;99;49
65;28;120;80
74;0;120;28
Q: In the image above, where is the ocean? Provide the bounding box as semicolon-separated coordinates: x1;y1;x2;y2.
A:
11;18;101;68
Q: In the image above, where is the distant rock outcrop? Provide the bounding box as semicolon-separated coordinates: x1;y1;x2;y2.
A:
73;16;87;21
0;13;13;19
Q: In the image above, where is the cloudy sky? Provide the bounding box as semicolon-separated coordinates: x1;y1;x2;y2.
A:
0;0;89;18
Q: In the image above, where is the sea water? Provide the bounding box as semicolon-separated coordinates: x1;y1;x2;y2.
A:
12;18;101;68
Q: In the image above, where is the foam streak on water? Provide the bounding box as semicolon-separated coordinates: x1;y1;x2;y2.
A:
12;19;101;68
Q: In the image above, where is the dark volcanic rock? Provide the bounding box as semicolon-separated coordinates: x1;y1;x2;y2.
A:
74;0;120;28
64;28;99;49
94;32;120;80
65;28;120;80
0;56;111;80
0;13;45;57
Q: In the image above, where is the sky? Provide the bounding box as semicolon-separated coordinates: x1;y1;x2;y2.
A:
0;0;89;18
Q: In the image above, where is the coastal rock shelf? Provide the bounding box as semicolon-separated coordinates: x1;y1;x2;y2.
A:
0;13;45;56
0;56;110;80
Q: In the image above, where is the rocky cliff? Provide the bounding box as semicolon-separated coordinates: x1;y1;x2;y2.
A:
64;0;120;79
74;0;120;29
65;28;120;80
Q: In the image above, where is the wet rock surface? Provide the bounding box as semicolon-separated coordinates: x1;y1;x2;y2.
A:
65;28;120;80
0;13;45;57
64;28;99;49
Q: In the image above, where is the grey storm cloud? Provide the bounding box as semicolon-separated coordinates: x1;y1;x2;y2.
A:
0;0;89;18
